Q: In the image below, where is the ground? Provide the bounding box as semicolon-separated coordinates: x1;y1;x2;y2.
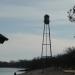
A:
18;67;73;75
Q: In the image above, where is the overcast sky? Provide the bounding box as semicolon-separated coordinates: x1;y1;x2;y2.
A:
0;0;75;61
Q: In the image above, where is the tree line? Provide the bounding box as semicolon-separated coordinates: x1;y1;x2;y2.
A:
0;47;75;70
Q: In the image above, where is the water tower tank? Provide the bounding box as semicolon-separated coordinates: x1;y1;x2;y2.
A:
44;14;49;24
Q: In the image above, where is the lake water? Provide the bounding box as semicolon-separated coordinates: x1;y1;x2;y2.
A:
0;68;24;75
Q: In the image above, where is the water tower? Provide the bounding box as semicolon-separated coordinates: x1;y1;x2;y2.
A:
41;14;52;59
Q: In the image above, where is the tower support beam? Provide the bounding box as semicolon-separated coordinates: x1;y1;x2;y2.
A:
41;14;52;58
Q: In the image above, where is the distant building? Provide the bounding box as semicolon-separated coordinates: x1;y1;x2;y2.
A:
0;34;8;44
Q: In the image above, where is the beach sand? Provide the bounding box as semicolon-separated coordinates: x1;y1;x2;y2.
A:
18;67;73;75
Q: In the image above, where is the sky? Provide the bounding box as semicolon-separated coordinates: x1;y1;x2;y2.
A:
0;0;75;61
